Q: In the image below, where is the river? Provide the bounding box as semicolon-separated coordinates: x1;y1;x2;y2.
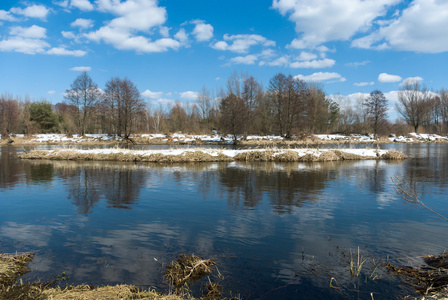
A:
1;143;447;299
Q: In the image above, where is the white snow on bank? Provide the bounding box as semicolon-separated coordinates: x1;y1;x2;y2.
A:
45;148;390;158
314;134;348;140
30;134;119;143
408;133;448;141
2;132;447;143
314;134;377;142
388;133;448;143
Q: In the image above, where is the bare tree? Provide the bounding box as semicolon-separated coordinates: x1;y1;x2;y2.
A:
440;89;448;133
303;84;338;134
119;78;145;140
397;82;431;133
219;93;245;143
65;71;101;135
0;95;21;137
197;86;211;121
169;102;188;132
365;90;388;138
104;77;145;140
268;73;306;138
242;75;263;136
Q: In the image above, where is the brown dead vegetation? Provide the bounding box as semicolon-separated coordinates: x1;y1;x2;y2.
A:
0;252;35;287
165;254;217;289
18;149;408;163
380;150;408;160
0;252;221;300
386;253;448;299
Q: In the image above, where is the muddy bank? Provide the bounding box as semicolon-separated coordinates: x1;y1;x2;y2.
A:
18;148;408;163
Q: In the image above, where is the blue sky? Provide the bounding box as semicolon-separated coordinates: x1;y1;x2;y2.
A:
1;0;447;115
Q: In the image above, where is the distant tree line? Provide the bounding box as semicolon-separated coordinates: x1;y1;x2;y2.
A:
2;71;448;139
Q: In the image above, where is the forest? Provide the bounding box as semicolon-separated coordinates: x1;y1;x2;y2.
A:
1;71;448;140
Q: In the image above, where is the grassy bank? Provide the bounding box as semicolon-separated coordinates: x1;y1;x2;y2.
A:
18;148;408;163
1;253;219;300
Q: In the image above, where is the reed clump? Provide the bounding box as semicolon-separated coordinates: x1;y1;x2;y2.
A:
233;150;276;161
380;150;408;160
386;253;448;298
165;254;216;289
0;252;35;287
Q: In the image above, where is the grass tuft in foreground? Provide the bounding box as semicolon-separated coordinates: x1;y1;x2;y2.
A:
1;252;227;300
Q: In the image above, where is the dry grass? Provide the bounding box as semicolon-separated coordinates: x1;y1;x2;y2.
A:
233;150;276;161
142;152;232;163
19;148;408;163
19;149;234;163
380;150;408;160
0;252;35;287
42;284;183;300
0;252;209;300
165;254;216;289
386;253;448;299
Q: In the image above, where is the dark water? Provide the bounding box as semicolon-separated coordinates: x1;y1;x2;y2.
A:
1;144;448;299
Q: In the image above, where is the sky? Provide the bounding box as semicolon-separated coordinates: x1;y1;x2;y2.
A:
1;0;448;118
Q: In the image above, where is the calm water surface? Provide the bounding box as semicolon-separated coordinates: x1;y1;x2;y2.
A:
1;144;447;299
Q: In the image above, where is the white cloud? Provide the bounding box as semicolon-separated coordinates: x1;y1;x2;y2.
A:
62;31;77;39
10;25;47;39
0;10;17;22
294;72;346;83
86;27;181;53
351;0;448;53
273;0;399;48
266;55;289;67
70;66;91;71
354;81;375;87
71;18;94;29
85;0;181;53
346;60;371;67
0;37;49;54
290;58;335;68
192;20;213;42
10;4;49;20
401;76;423;86
378;73;402;83
71;0;94;11
211;40;227;51
54;0;69;8
260;48;276;58
47;47;86;56
142;89;163;99
296;51;317;61
159;26;170;38
230;54;258;65
48;90;56;95
211;34;275;53
96;0;166;31
174;28;188;43
150;98;175;106
180;91;199;100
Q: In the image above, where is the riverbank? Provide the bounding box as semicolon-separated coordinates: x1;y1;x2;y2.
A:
0;252;205;300
18;148;407;162
1;133;447;146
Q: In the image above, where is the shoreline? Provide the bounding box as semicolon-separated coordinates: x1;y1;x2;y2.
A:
18;148;407;162
1;133;447;146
